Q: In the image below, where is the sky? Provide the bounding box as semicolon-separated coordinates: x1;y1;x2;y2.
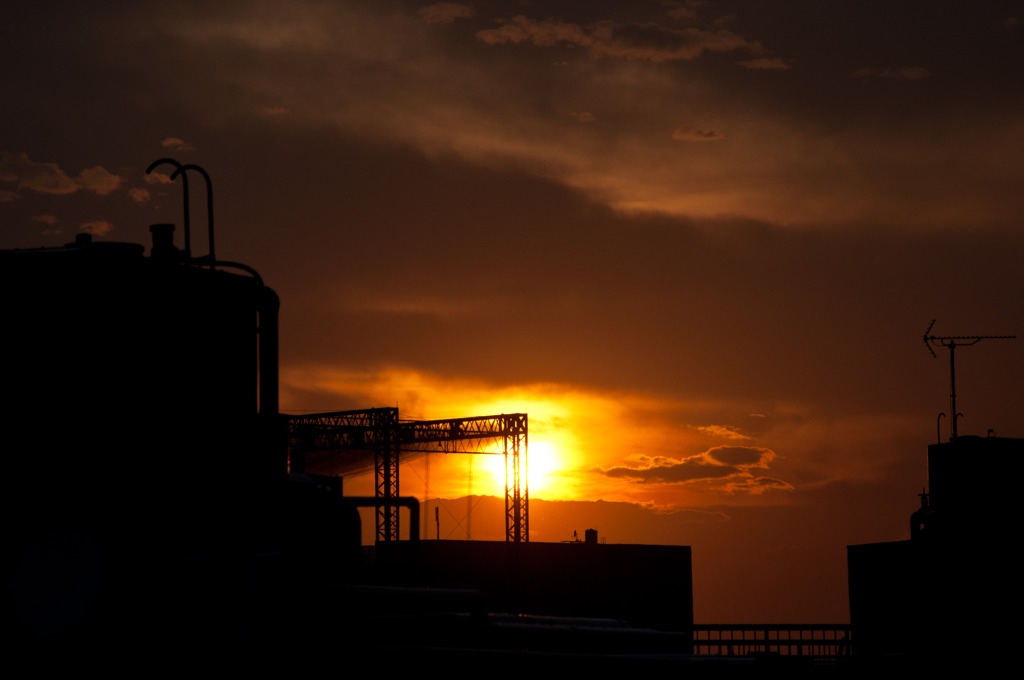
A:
3;1;1023;623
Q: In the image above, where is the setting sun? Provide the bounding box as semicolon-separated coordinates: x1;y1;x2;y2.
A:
477;438;563;499
525;439;559;497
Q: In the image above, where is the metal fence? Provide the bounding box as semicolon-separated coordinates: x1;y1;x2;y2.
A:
692;624;851;663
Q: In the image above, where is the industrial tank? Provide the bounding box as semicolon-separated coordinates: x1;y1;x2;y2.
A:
3;225;283;649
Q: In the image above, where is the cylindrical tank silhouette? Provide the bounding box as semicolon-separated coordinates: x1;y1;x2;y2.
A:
3;227;283;648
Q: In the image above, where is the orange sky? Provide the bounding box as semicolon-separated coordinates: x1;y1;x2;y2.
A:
3;0;1023;623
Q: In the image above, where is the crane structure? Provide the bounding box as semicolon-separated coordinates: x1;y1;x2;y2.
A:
923;320;1016;440
287;409;528;543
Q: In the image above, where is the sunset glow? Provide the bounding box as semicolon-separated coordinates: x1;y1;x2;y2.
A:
4;0;1021;624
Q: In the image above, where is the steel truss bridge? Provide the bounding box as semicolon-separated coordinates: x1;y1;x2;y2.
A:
287;408;528;544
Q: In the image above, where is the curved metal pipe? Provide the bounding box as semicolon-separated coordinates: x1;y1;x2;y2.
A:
213;260;263;286
146;158;190;259
174;163;215;268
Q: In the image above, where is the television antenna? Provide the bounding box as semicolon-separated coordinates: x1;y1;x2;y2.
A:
923;320;1015;440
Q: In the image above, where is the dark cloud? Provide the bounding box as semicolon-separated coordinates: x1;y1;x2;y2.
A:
145;172;174;186
77;166;122;195
695;425;750;440
672;125;724;141
0;152;122;196
601;445;778;486
1;152;78;195
851;66;930;80
603;456;738;484
665;1;704;22
752;477;793;489
705;446;774;467
598;450;737;483
736;476;794;493
161;137;195;151
477;16;768;63
737;56;789;70
418;3;475;25
80;220;113;236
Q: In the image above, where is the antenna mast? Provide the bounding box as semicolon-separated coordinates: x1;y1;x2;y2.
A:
923;320;1015;440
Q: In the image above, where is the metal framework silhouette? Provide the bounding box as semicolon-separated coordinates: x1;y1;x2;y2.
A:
923;320;1015;440
288;409;528;543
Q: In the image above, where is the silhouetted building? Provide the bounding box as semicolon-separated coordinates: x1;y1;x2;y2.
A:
373;539;693;633
848;435;1024;664
3;226;289;654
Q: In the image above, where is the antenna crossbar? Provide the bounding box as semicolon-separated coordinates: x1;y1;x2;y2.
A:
923;320;1016;439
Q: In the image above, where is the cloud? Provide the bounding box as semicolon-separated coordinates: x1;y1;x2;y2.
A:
77;166;122;195
33;214;61;234
419;3;475;25
574;112;596;123
891;66;930;80
666;1;705;21
704;445;774;467
128;187;151;203
749;477;793;490
264;106;290;115
852;66;930;80
0;190;18;202
0;152;123;196
109;2;1022;233
600;445;778;490
603;455;739;483
477;16;589;49
672;125;724;141
696;425;750;440
716;473;794;493
145;171;175;185
737;56;790;70
80;220;113;236
477;16;768;63
1;151;78;194
161;137;195;151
